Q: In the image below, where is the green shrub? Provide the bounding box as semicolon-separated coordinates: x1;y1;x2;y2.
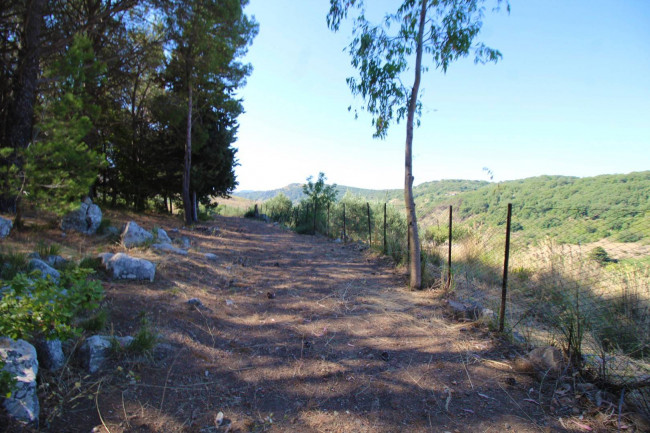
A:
97;218;112;235
295;222;314;235
79;256;103;273
36;241;61;259
264;193;293;223
0;251;28;281
79;310;108;332
112;315;157;357
617;231;643;243
588;246;613;266
0;360;16;398
423;224;470;245
0;268;104;341
244;207;257;218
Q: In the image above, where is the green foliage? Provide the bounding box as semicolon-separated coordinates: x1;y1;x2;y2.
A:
588;247;613;266
97;218;112;235
327;0;505;138
0;251;28;280
423;224;470;245
0;360;16;398
36;241;61;259
302;173;338;210
25;34;106;215
244;207;257;218
78;256;103;273
113;314;157;357
79;310;108;333
452;173;650;244
0;268;104;341
263;193;293;223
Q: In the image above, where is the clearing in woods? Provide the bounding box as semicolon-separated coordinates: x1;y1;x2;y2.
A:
8;215;570;432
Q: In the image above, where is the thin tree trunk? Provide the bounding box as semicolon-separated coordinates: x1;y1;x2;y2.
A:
404;0;427;290
182;82;193;225
192;191;198;222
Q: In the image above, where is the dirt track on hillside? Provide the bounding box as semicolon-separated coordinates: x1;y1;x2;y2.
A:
7;215;574;432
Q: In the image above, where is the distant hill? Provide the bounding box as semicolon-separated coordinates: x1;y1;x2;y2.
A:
235;179;488;205
236;183;407;203
234;171;650;244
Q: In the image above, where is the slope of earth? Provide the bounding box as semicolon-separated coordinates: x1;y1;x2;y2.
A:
4;215;605;432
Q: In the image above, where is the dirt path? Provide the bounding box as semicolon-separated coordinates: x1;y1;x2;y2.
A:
37;216;567;433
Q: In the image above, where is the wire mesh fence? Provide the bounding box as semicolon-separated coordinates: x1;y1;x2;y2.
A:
255;199;650;411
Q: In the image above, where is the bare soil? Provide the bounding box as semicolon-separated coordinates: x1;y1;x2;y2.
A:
1;213;633;432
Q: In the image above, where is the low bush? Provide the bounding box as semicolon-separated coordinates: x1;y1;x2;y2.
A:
0;360;16;398
244;207;257;218
0;268;104;341
36;240;61;259
0;251;28;280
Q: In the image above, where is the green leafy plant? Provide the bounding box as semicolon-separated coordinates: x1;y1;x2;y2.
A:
244;207;257;218
36;241;61;259
78;256;103;273
97;218;112;235
0;268;104;341
112;314;157;357
588;246;614;266
0;360;16;398
0;251;28;281
79;310;108;332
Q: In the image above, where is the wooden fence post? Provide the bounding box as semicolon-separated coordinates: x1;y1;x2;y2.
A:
447;205;452;290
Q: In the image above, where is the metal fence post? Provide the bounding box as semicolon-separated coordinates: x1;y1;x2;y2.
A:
447;205;452;290
313;200;317;235
384;203;388;254
343;203;347;243
498;203;513;332
327;203;330;237
367;202;372;245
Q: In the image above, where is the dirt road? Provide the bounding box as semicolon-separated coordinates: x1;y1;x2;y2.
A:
34;215;563;432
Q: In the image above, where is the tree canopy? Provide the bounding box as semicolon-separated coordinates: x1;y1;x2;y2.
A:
0;0;257;223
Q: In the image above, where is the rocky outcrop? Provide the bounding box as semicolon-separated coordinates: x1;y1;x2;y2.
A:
61;197;102;235
28;258;61;284
446;299;493;322
0;338;39;427
36;339;65;371
154;228;172;244
99;253;155;282
79;335;133;373
527;346;565;376
121;221;153;248
44;255;67;269
151;243;188;256
0;216;12;238
178;236;191;249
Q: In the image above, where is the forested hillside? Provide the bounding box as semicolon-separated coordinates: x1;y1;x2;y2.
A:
236;171;650;244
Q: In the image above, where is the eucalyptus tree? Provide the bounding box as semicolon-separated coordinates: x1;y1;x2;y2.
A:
162;0;257;224
328;0;507;289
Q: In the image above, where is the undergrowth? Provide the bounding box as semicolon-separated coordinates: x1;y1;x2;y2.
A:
0;268;104;341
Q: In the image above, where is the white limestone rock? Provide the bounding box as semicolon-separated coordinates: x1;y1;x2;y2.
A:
0;338;39;426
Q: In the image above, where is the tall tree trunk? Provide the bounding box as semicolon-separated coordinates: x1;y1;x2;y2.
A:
2;0;45;217
182;82;193;225
404;0;427;290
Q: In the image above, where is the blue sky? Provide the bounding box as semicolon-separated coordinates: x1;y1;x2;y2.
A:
234;0;650;191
